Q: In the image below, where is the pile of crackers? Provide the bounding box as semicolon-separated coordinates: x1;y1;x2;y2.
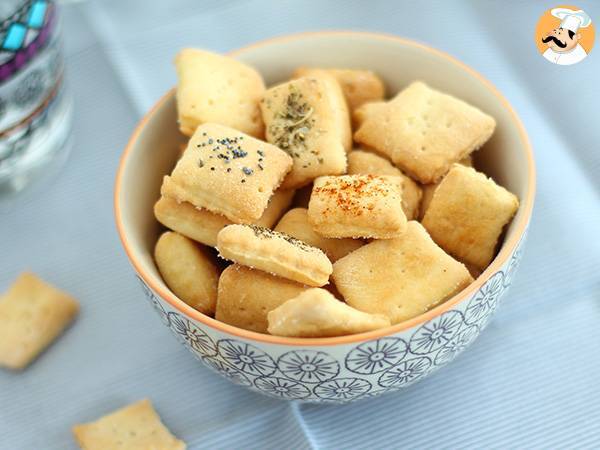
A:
154;48;520;338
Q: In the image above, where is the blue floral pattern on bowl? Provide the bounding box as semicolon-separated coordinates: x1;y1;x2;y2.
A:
136;228;527;403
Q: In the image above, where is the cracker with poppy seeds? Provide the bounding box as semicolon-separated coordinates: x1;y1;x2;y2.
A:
72;399;185;450
275;208;363;262
260;77;349;189
347;150;422;220
307;175;407;239
0;273;79;370
175;48;265;138
161;123;292;223
154;189;295;248
354;81;495;184
216;265;309;333
332;221;473;325
155;231;220;315
216;224;332;287
267;288;390;337
422;164;519;270
293;67;385;114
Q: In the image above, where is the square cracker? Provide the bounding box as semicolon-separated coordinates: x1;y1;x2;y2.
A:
352;101;386;129
217;224;332;287
422;164;519;269
0;273;79;370
72;399;185;450
293;67;385;112
175;48;265;138
307;175;407;239
260;76;349;188
161;123;292;223
154;189;294;247
354;81;496;184
347;150;422;220
216;265;308;333
267;288;390;338
275;208;363;262
332;221;473;324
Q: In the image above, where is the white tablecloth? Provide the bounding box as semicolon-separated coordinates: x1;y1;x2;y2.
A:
1;1;600;448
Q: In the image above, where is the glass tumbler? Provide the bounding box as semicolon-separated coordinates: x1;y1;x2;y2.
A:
0;0;72;198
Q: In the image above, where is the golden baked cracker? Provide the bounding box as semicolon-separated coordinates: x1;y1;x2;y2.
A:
260;77;349;188
72;399;185;450
418;155;473;220
354;81;496;184
347;150;422;220
275;208;363;262
253;189;295;228
0;273;79;370
216;265;308;333
175;48;264;138
352;101;386;129
216;224;332;287
307;175;407;239
332;221;473;324
161;123;292;223
293;67;385;112
267;288;390;337
422;164;519;269
155;232;219;315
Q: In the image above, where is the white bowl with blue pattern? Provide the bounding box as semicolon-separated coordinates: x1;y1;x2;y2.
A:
115;32;535;403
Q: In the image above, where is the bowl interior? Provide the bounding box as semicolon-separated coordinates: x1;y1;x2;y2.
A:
116;32;534;341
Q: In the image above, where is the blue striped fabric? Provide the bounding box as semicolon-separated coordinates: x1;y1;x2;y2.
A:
0;1;599;448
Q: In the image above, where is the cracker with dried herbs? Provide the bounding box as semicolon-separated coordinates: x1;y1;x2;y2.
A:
261;77;349;189
216;224;332;287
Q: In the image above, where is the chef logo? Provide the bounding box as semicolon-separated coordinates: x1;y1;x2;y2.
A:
535;5;594;65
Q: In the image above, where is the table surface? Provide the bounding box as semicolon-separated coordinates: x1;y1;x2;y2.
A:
1;1;600;448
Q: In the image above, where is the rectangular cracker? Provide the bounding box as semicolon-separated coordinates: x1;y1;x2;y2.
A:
175;48;265;138
422;164;519;269
216;224;332;287
354;81;496;184
332;221;473;324
347;150;422;220
161;123;292;223
155;189;294;247
72;399;185;450
307;175;407;239
293;67;385;112
275;207;363;262
0;273;79;370
216;265;308;333
267;288;390;338
260;77;349;188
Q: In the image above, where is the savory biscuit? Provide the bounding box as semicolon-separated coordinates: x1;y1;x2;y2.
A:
72;399;185;450
353;101;386;128
0;273;79;370
161;123;292;223
347;150;422;220
422;164;519;269
175;48;264;138
308;175;407;239
260;77;349;188
216;265;308;333
354;81;496;183
253;189;295;228
155;231;219;315
275;208;363;262
216;224;332;287
267;288;390;337
293;67;385;112
418;155;473;219
332;221;473;324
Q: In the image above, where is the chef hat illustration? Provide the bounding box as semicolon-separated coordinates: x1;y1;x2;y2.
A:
551;8;592;33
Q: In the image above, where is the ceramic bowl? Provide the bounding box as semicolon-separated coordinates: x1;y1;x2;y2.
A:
115;32;535;403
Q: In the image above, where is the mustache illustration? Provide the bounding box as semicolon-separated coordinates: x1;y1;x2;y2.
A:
542;35;567;48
